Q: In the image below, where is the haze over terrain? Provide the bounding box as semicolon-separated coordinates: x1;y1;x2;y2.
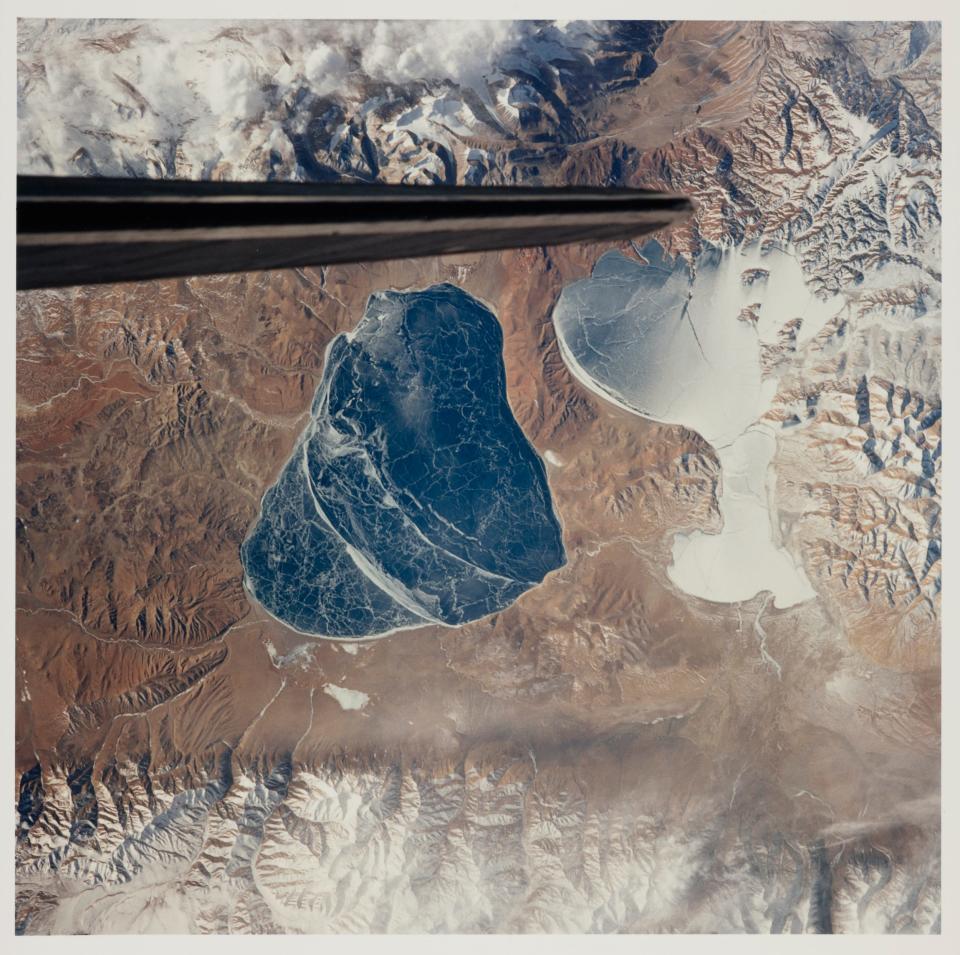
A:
16;19;940;933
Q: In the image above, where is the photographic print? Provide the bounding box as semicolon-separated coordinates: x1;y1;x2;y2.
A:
14;17;941;934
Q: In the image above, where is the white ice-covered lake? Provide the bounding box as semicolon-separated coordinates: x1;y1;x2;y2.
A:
553;241;841;609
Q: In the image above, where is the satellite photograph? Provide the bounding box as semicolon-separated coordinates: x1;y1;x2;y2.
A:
14;17;941;934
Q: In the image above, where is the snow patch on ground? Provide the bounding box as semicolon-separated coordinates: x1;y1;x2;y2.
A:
323;683;370;710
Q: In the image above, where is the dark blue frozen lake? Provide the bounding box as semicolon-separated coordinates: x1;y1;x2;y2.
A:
242;283;566;638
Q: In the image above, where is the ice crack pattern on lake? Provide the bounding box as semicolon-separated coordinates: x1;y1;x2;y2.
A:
242;283;566;638
553;240;842;609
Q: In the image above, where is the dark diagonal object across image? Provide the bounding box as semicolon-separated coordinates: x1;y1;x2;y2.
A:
16;175;693;290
